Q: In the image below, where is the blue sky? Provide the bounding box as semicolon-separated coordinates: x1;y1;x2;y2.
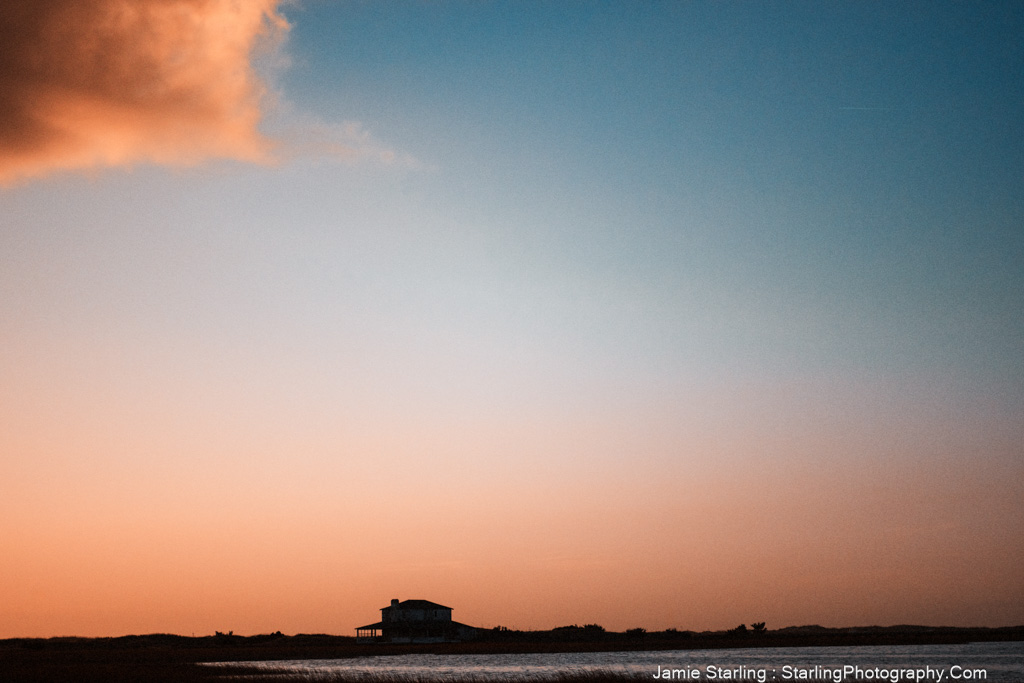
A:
276;0;1024;392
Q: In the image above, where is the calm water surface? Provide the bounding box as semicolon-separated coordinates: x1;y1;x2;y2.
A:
218;641;1024;682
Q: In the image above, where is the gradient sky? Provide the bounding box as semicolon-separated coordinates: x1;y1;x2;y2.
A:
1;1;1022;638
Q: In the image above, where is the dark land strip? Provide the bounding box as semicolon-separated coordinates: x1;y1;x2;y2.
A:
1;625;1022;682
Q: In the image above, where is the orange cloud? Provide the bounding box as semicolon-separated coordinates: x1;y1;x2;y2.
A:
0;0;288;184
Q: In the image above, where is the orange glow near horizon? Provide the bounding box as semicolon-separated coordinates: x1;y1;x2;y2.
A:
2;366;1021;638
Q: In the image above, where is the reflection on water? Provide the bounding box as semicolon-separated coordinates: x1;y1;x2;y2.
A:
218;641;1024;682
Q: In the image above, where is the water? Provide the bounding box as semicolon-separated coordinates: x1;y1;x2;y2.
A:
215;641;1024;682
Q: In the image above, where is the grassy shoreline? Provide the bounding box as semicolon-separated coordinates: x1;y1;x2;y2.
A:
2;626;1022;682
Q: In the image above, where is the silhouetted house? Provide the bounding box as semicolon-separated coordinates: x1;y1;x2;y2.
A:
355;599;477;643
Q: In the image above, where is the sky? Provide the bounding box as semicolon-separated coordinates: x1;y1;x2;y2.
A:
1;0;1022;638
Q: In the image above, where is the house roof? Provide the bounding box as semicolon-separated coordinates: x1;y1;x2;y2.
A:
384;599;452;610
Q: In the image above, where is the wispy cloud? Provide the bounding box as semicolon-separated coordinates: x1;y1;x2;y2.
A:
0;0;414;185
272;115;423;168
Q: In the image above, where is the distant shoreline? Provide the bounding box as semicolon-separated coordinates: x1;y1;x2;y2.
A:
4;624;1024;658
2;626;1022;683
